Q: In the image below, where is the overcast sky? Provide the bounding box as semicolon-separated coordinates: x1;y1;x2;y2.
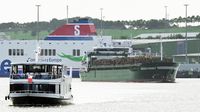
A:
0;0;198;23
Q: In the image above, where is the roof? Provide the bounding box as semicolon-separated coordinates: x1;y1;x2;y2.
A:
173;53;200;57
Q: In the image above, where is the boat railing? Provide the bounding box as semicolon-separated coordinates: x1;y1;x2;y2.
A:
10;73;62;80
90;57;173;67
90;64;141;69
10;90;55;94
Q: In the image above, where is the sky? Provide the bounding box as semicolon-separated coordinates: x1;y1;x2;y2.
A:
0;0;198;23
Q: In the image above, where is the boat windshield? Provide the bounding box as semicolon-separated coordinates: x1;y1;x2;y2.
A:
10;64;63;79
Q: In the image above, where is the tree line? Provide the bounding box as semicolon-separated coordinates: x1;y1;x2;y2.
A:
0;15;200;36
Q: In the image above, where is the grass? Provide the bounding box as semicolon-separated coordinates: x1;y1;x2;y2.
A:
98;26;200;39
6;31;50;40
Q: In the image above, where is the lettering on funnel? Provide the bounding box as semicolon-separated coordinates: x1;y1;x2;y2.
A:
74;25;80;36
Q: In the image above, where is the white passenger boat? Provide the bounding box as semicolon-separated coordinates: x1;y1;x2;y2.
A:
6;62;73;105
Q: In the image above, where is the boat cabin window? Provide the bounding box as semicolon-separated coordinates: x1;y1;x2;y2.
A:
8;49;24;56
53;49;56;56
9;49;12;56
45;49;48;56
21;49;24;55
13;49;16;56
40;49;56;56
49;49;52;56
11;64;63;79
73;49;76;56
40;49;44;56
77;49;80;56
73;49;81;56
17;49;20;56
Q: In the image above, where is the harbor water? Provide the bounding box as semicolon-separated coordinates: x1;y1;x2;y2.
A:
1;78;200;112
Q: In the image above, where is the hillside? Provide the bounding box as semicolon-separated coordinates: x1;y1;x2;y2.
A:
4;26;200;40
1;16;200;39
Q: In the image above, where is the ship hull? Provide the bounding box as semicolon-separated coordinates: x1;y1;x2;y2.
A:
10;96;72;105
81;63;179;83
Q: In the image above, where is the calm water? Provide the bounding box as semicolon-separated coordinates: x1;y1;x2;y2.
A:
1;78;200;112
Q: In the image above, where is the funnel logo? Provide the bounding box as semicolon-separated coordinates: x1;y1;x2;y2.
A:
0;59;11;77
74;25;80;36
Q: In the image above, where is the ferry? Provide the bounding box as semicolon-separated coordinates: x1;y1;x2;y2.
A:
6;62;73;104
0;18;112;78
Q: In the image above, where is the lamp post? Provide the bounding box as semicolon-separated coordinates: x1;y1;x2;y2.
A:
160;6;168;61
165;6;168;20
66;5;69;24
100;8;103;38
35;5;41;62
36;5;40;41
184;4;189;63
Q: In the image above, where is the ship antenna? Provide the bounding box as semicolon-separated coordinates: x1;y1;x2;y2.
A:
35;5;41;62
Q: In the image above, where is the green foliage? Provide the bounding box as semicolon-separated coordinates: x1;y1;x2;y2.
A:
31;30;37;37
1;16;200;40
120;36;128;39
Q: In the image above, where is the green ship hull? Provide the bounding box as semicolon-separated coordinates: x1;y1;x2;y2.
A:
80;62;179;82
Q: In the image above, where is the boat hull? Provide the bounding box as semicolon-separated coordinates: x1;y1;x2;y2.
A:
81;63;179;82
10;96;72;105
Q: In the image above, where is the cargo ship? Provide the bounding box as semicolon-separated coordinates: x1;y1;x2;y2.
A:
80;47;179;82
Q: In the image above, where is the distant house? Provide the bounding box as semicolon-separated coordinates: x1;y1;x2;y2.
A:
135;32;199;39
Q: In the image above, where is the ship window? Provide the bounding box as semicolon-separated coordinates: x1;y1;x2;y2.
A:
53;49;56;56
17;49;20;56
9;49;12;56
39;49;56;56
77;49;80;56
40;49;44;56
21;49;24;56
73;49;76;56
49;49;52;56
72;49;81;56
9;49;24;56
13;49;16;56
45;49;48;56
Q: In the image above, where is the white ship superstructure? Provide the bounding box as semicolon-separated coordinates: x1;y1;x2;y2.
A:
0;19;112;77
